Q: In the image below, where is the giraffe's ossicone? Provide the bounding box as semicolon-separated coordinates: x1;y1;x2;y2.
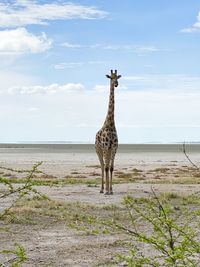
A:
95;70;121;195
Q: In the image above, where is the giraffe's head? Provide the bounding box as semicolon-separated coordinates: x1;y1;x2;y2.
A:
106;70;121;87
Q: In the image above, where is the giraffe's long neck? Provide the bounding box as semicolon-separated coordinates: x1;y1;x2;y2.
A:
103;81;115;128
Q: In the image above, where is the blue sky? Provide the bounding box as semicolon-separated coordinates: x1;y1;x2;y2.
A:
0;0;200;143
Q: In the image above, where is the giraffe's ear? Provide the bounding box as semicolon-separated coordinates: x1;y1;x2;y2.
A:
117;75;121;79
106;75;111;78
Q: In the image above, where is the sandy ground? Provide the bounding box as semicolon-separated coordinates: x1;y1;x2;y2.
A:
0;144;199;177
1;145;200;266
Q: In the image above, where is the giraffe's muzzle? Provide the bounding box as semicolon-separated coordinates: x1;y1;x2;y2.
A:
114;81;118;87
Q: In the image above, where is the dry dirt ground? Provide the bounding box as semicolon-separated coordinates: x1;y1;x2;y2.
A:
1;149;200;266
1;174;200;266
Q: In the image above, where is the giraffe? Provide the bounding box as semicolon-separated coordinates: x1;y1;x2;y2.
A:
95;69;121;195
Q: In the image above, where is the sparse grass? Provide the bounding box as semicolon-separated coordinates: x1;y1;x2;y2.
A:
71;171;80;175
193;172;200;178
89;171;99;176
117;172;133;179
0;162;47;266
2;165;200;186
0;243;27;267
94;258;118;267
147;176;200;184
102;203;118;211
2;194;129;236
0;176;100;186
131;168;143;173
4;192;200;230
153;167;170;173
0;226;11;232
160;192;180;200
86;165;101;168
2;184;200;266
1;198;113;239
182;194;200;205
87;184;98;187
64;174;87;179
115;170;145;183
2;157;200;265
143;166;200;184
2;172;14;177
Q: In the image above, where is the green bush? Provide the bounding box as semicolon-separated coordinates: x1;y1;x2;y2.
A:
115;188;200;266
0;162;46;266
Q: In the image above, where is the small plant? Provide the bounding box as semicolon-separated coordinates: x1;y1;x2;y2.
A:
182;142;199;170
0;162;47;219
114;188;200;266
0;162;48;266
0;243;27;267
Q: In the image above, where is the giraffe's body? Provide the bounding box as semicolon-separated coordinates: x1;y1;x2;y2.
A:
95;70;121;195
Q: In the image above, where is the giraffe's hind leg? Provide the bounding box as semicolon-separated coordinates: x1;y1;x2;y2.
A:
109;165;114;195
96;149;104;193
104;166;109;195
109;153;116;195
104;149;111;195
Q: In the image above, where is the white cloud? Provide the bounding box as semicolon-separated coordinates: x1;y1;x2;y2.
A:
181;27;197;33
123;76;147;81
181;11;200;32
0;27;52;54
0;70;35;91
61;42;159;54
114;89;200;141
0;1;108;27
88;60;106;65
7;83;85;95
94;84;127;93
134;45;158;53
122;74;200;91
1;73;200;143
54;61;106;70
54;62;84;70
94;85;109;93
1;80;200;142
28;107;39;112
102;44;159;53
61;42;83;48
